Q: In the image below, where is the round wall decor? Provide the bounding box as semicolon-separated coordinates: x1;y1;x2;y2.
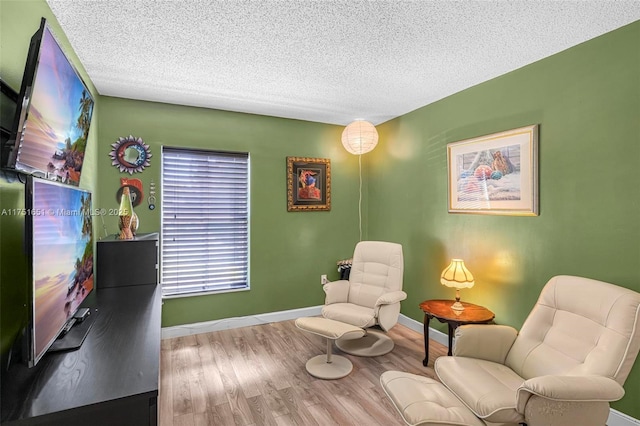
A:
116;177;144;208
109;135;152;174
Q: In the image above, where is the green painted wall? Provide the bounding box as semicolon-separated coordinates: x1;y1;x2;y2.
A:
96;97;362;327
0;0;363;356
369;21;640;418
2;0;640;420
0;1;100;360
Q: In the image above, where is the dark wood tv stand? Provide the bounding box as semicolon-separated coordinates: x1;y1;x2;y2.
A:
1;234;161;426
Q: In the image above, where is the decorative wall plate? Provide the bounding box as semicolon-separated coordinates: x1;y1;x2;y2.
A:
109;135;152;174
116;177;144;208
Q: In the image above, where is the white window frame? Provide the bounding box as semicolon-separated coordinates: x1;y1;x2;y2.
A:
161;146;250;298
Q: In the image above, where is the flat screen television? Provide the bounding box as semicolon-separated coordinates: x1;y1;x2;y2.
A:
2;18;94;186
25;176;94;367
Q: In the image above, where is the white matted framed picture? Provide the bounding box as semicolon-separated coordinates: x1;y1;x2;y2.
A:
447;125;539;216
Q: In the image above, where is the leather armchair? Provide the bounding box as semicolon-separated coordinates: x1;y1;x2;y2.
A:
322;241;406;356
385;275;640;426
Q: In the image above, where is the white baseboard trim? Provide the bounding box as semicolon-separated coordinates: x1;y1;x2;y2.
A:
398;313;449;347
608;410;640;426
161;305;323;339
162;310;639;425
161;309;447;343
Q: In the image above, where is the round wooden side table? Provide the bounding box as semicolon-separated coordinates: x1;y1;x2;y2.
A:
420;299;495;366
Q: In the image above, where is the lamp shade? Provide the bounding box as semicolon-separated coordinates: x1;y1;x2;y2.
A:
440;259;475;289
341;120;378;155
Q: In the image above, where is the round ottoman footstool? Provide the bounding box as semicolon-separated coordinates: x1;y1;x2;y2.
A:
295;317;365;379
380;371;484;426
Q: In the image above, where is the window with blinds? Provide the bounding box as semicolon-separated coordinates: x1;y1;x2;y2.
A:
161;147;249;297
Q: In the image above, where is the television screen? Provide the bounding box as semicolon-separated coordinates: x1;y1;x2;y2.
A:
5;19;94;186
26;177;94;367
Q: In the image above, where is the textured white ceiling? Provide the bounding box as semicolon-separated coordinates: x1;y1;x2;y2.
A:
46;1;640;125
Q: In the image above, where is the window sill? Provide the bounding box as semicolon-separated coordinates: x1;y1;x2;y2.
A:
162;285;250;300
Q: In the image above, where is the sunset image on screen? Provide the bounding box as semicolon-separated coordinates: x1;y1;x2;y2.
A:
32;180;93;359
16;26;93;186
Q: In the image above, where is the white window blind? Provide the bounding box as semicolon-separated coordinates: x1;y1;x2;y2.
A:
161;147;249;297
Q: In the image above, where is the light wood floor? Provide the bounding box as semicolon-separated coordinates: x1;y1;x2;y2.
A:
159;320;447;426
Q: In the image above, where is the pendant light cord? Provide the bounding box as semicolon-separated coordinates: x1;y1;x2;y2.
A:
358;152;363;241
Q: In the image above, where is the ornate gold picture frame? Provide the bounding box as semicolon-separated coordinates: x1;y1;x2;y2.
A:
287;157;331;211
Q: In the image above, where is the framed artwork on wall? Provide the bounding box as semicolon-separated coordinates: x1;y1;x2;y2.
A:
447;124;539;216
287;156;331;211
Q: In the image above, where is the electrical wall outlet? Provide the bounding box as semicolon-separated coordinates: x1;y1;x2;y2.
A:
321;274;328;285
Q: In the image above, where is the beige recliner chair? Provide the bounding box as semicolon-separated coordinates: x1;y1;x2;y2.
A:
322;241;406;356
382;275;640;426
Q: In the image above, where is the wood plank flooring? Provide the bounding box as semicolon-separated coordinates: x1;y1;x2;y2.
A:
160;320;447;426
